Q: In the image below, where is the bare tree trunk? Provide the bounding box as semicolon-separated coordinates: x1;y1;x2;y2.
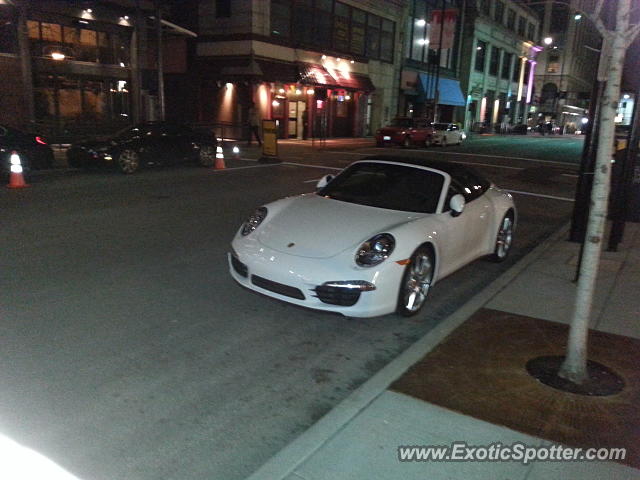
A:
558;0;633;384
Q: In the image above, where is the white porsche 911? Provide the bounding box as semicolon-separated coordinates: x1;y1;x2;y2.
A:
229;157;516;318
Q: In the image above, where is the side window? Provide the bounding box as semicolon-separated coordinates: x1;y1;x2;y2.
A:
455;170;490;202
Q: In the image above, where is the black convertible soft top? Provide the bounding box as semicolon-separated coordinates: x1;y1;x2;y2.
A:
360;155;489;186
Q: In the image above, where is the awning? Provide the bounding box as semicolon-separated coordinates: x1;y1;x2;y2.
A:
299;63;375;92
418;73;466;106
199;58;299;83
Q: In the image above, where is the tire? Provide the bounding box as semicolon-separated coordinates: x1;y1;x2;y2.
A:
424;137;432;148
489;212;514;262
402;136;411;148
117;149;140;174
441;137;447;147
198;144;216;167
397;246;435;316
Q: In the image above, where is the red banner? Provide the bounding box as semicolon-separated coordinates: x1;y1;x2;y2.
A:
429;9;457;50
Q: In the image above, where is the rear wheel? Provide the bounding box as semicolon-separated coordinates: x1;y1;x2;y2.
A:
397;246;435;316
117;149;140;174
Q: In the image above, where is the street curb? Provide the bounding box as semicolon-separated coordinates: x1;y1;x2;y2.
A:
246;222;572;480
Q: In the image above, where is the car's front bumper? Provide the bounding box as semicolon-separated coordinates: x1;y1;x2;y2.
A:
228;239;405;318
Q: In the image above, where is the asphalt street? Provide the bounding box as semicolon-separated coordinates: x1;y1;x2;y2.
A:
0;135;581;479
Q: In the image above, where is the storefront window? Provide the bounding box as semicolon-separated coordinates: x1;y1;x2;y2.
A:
0;7;17;53
26;20;128;65
34;74;129;123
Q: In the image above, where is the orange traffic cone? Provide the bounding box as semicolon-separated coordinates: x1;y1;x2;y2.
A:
7;151;29;189
214;145;226;170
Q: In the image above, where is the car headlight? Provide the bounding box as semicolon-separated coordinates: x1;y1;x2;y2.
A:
241;207;268;236
355;233;395;267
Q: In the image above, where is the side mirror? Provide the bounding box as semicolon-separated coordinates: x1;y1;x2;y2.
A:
316;174;334;190
449;194;465;217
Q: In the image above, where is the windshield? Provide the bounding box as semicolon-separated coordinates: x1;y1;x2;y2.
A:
318;162;445;214
432;123;449;131
388;118;413;128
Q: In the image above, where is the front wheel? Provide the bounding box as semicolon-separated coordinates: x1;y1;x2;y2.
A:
117;149;140;174
489;213;514;262
397;246;435;316
198;145;216;167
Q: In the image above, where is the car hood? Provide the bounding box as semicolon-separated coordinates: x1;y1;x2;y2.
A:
257;194;420;258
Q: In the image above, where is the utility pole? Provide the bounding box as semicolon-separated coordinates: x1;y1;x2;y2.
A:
155;0;165;121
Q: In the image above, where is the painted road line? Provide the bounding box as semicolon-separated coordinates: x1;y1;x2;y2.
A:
209;164;284;172
507;189;574;202
450;161;522;170
283;162;343;171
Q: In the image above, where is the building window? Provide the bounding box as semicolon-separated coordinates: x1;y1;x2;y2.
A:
271;0;291;37
479;0;490;15
0;7;18;54
365;13;380;59
506;9;515;30
501;52;512;79
494;1;504;24
517;16;526;36
380;18;394;62
489;46;500;76
475;40;487;72
547;54;560;73
512;57;521;82
333;2;350;51
350;8;366;55
314;0;333;48
216;0;231;18
527;22;536;42
292;0;314;45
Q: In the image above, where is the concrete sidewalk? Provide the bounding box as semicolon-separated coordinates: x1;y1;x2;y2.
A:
246;222;640;480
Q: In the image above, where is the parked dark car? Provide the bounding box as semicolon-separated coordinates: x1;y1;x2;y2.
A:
66;122;218;174
1;124;54;173
375;117;434;148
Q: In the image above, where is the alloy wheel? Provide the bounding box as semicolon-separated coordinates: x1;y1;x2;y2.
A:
495;215;513;259
402;251;433;313
118;149;139;174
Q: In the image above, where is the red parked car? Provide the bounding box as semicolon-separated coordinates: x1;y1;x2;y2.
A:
375;117;434;148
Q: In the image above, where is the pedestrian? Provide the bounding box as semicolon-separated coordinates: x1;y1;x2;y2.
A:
247;103;262;146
